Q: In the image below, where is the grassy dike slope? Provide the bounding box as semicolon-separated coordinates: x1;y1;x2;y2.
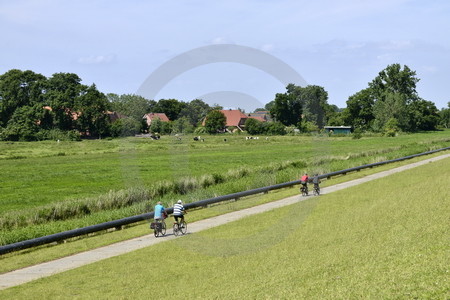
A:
1;158;449;299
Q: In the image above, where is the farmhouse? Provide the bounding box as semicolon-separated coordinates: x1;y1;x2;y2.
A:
220;109;248;131
219;109;267;132
143;113;170;127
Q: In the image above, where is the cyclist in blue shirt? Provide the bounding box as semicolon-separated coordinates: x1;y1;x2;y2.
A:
154;201;165;221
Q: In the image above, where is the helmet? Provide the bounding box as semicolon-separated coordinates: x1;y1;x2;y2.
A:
177;200;182;204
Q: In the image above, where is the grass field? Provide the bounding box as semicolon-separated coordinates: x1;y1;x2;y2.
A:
0;131;449;245
1;131;449;212
1;153;448;298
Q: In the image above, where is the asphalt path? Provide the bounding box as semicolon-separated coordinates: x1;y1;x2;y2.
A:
1;153;449;290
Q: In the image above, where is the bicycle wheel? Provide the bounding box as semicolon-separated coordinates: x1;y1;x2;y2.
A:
179;221;187;235
313;186;319;196
154;227;159;237
301;186;307;196
173;223;180;236
160;221;166;236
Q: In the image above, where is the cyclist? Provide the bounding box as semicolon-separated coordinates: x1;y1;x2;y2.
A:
312;174;321;194
173;200;186;224
300;173;309;194
154;201;165;221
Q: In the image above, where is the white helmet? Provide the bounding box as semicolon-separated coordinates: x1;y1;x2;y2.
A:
177;200;182;204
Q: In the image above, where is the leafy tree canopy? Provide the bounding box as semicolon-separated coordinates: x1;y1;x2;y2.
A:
204;110;226;134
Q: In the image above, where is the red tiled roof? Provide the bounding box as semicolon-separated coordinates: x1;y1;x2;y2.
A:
220;110;248;127
247;116;266;122
143;113;170;122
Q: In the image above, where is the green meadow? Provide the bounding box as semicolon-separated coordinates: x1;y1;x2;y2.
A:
1;150;448;299
0;131;449;246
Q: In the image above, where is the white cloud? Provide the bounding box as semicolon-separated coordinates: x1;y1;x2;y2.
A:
77;54;116;65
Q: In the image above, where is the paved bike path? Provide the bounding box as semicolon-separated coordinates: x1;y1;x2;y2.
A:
1;153;449;290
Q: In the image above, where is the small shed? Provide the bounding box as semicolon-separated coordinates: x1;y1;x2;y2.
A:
324;126;352;135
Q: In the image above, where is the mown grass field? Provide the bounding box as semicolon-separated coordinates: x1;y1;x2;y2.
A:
1;152;448;299
1;131;449;212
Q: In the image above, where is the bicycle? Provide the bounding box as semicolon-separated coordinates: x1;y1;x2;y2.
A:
313;184;320;196
300;184;308;196
151;217;167;237
173;219;187;236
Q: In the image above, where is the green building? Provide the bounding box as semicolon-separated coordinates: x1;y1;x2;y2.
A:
324;126;352;135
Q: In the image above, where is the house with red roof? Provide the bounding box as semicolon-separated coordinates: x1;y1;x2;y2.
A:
220;109;248;131
143;113;170;127
202;109;268;132
217;109;268;132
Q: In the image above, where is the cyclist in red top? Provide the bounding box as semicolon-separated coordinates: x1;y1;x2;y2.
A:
300;173;309;195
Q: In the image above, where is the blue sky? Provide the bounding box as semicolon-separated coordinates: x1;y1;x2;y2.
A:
1;0;449;112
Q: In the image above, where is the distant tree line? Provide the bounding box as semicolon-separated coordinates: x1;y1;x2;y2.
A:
1;64;449;141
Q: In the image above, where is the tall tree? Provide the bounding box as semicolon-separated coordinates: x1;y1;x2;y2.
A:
153;99;186;121
286;84;330;128
270;90;302;126
369;63;419;103
372;92;409;132
342;88;375;130
0;69;46;127
75;84;110;137
46;73;84;130
204;110;226;134
107;93;155;122
179;99;212;126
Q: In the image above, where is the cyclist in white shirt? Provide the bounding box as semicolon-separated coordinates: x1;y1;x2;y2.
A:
173;200;185;224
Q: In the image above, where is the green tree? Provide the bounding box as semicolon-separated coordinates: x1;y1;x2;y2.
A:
245;118;263;134
438;102;450;128
1;105;41;141
0;69;46;127
153;99;187;121
287;84;329;128
46;72;85;131
369;63;419;102
179;99;212;126
75;84;110;137
342;88;375;130
110;117;141;137
265;121;286;135
270;91;302;126
107;93;154;122
264;101;275;112
172;116;194;134
204;110;226;134
408;99;439;131
149;117;163;134
384;118;401;137
372;92;409;132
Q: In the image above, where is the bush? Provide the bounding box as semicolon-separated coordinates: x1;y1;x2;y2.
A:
266;122;286;135
110;117;141;137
